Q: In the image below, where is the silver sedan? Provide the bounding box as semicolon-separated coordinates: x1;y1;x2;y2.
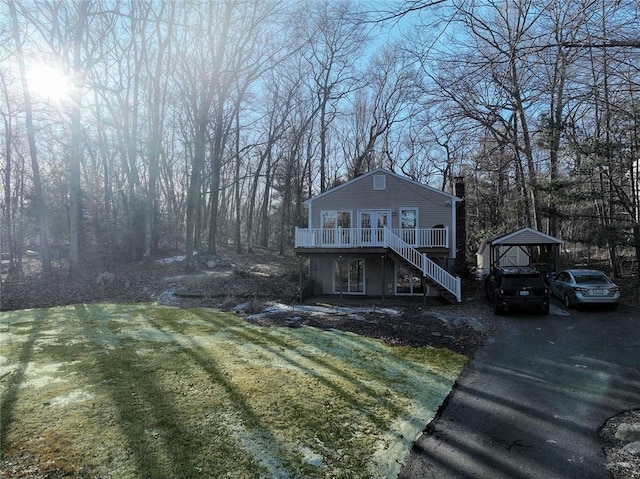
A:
550;269;621;309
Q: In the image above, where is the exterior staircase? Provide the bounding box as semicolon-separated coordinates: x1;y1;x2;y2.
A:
384;228;462;303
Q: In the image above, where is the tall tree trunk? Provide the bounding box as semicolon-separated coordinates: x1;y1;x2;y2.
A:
8;0;51;276
144;2;174;263
259;155;273;248
1;109;18;276
511;113;532;227
185;122;206;269
247;156;265;254
600;7;620;278
204;0;234;257
510;57;540;231
279;164;292;256
68;0;89;277
206;109;224;256
319;94;328;192
94;97;114;269
548;60;565;238
234;111;242;253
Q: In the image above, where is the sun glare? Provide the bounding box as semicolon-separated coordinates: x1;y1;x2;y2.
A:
26;62;73;103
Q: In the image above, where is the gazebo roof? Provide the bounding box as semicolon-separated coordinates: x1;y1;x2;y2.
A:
478;227;563;254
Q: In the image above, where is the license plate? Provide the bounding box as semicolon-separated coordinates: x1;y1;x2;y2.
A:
590;289;607;295
519;290;530;296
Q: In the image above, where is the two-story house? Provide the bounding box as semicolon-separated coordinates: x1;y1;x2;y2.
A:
294;168;464;302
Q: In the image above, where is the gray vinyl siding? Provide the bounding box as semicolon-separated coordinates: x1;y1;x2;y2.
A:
309;172;453;230
311;255;438;296
310;257;333;294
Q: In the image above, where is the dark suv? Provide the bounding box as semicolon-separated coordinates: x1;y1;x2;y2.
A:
485;266;550;315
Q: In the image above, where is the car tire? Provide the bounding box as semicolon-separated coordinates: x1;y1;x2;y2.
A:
541;305;549;315
494;299;504;315
564;294;573;309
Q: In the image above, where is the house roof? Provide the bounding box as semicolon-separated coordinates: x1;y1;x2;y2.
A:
303;168;460;205
477;227;564;254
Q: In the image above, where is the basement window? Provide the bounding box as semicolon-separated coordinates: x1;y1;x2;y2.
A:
373;174;386;190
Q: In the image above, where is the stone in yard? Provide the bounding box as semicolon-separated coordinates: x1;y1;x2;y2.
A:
622;441;640;455
615;423;640;442
96;271;115;285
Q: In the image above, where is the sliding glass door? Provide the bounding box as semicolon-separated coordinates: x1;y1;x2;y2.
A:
334;258;365;294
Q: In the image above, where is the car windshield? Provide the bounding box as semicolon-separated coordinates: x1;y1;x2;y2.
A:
503;274;545;288
574;273;609;284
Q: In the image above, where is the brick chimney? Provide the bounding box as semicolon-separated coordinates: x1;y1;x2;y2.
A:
454;176;468;277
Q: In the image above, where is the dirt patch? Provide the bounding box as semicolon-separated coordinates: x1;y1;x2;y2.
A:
238;298;490;357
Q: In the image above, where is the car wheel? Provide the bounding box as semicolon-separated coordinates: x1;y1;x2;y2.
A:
563;294;573;309
494;301;504;315
541;304;549;315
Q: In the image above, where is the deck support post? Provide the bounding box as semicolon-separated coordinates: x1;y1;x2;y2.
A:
338;255;343;302
381;255;386;306
422;276;427;308
298;256;303;303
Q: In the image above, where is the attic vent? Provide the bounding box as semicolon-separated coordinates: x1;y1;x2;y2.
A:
373;174;386;190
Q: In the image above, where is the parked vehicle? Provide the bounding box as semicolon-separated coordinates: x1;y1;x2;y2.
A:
549;269;620;310
485;266;550;315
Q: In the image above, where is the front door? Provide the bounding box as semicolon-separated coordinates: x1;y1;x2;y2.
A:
359;210;390;245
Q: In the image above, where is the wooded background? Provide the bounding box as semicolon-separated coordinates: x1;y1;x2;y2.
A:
1;0;639;279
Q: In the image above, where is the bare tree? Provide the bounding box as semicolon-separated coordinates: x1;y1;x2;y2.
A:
7;0;51;276
66;1;89;276
302;0;368;192
142;1;175;262
0;70;23;277
347;43;418;177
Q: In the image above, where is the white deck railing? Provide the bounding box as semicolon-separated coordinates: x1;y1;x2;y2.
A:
294;227;449;249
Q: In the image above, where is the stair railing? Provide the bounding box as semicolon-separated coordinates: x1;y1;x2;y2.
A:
384;228;461;302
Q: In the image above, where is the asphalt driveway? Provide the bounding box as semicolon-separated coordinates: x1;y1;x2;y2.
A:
399;302;640;479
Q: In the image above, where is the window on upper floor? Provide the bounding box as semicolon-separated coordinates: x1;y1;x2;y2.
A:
321;211;351;229
373;174;386;190
400;208;417;229
321;211;337;229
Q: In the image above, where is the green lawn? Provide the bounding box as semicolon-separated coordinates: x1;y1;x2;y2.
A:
0;303;465;479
